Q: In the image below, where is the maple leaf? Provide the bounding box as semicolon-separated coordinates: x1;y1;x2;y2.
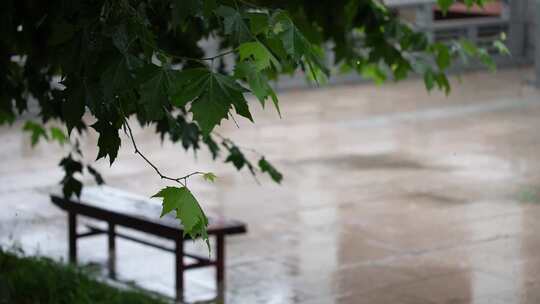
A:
62;83;87;134
100;54;142;100
171;0;200;29
171;69;253;134
247;12;270;35
59;154;83;198
87;165;105;185
259;157;283;183
139;65;178;121
215;6;252;44
272;12;329;81
152;186;209;244
91;120;121;165
238;41;280;71
234;61;280;115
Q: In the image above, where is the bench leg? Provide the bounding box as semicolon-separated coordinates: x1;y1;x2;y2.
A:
216;234;225;301
175;238;184;303
108;223;116;279
68;212;77;264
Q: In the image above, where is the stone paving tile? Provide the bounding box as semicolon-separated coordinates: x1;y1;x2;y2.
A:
2;68;540;303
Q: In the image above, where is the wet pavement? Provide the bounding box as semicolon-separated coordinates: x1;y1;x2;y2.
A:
2;67;540;303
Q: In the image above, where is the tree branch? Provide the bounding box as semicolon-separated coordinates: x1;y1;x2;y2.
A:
201;49;236;61
212;131;263;156
165;49;236;65
122;118;205;187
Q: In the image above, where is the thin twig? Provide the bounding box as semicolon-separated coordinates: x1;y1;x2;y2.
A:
167;50;235;65
122;117;206;187
139;39;235;65
201;49;236;61
212;132;263;156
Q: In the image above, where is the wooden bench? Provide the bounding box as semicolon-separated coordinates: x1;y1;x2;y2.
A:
50;186;246;301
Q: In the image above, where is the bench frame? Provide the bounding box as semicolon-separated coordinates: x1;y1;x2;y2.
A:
51;195;246;302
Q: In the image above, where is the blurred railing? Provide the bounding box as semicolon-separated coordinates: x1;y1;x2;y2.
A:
386;0;529;64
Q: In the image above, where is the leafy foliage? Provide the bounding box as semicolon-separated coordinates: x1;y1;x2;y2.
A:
1;0;498;245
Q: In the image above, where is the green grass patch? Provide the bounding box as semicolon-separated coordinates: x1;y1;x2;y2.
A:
0;249;168;304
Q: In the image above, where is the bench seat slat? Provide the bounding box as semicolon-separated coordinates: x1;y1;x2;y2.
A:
51;186;246;239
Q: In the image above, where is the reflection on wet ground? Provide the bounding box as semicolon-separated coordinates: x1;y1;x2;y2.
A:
2;68;540;303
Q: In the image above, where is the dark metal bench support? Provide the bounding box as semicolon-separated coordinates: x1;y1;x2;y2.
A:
68;212;77;264
175;237;184;302
216;233;225;300
66;220;230;302
108;223;116;279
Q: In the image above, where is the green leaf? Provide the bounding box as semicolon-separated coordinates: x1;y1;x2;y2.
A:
478;49;496;71
110;24;138;54
238;41;281;71
62;176;83;199
0;96;15;125
361;63;387;85
50;127;68;146
101;54;142;99
392;59;412;81
23;121;48;147
203;135;220;159
493;40;510;56
432;43;451;70
175;69;252;134
458;39;496;71
272;12;328;78
459;39;479;56
258;157;283;183
222;142;256;176
215;6;252;44
224;145;247;170
59;154;83;199
87;165;105;185
424;69;435;91
234;61;280;115
91;120;121;165
273;12;310;60
344;0;360;29
191;91;230;135
170;68;210;107
202;172;217;183
59;154;83;175
152;186;209;242
437;0;454;13
171;0;200;29
139;65;176;121
203;0;217;21
435;72;451;95
248;12;269;35
62;84;86;134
